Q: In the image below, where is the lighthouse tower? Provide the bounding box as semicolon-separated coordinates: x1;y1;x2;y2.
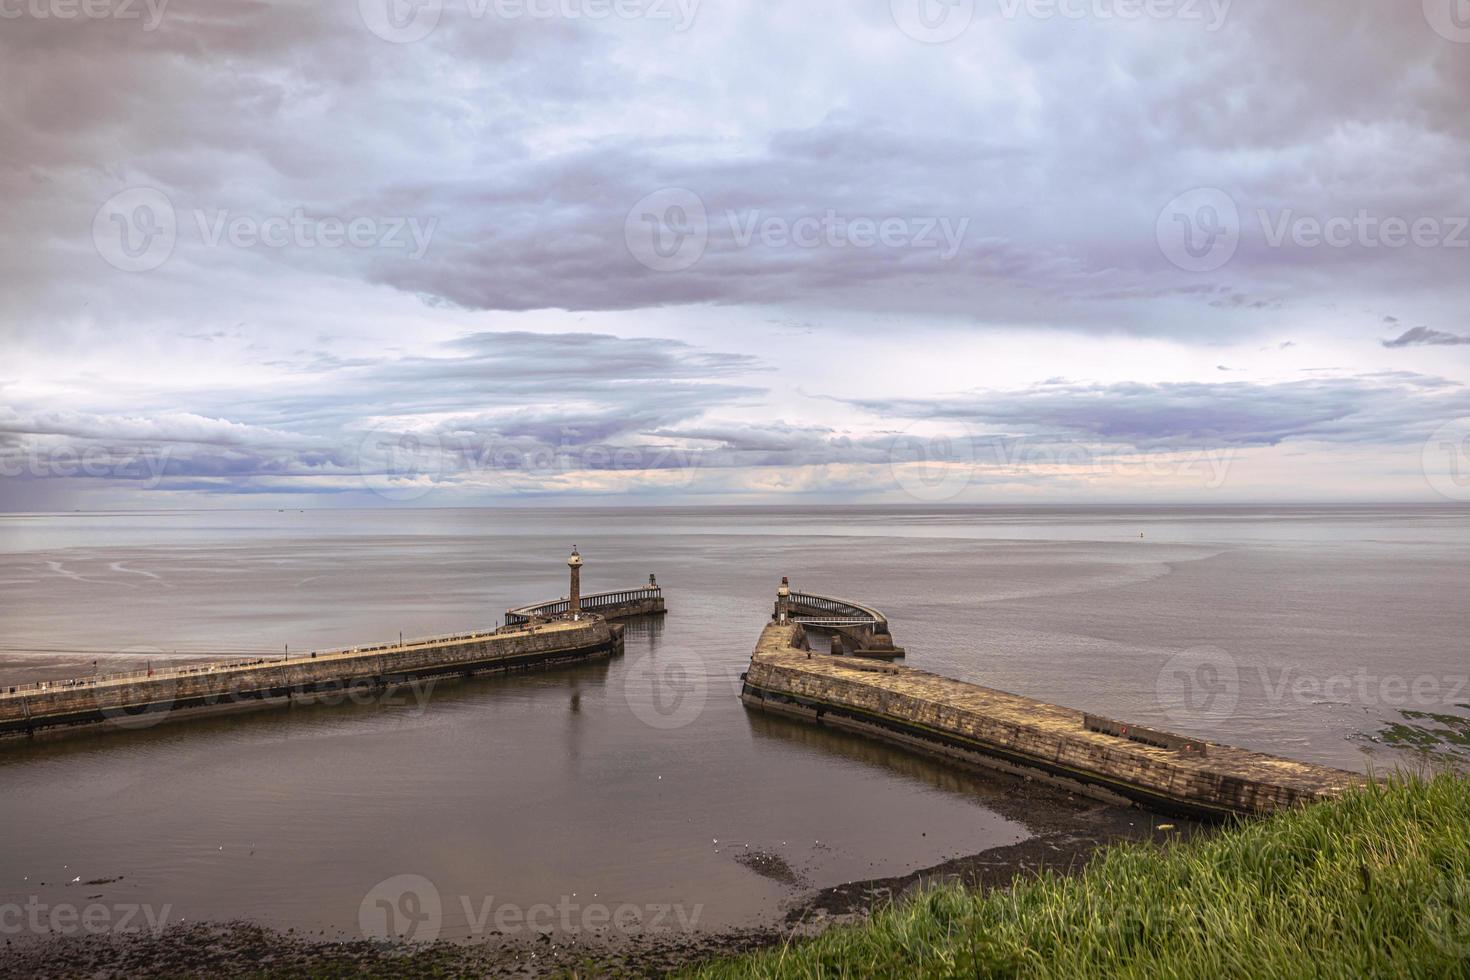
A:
774;576;792;622
568;546;583;617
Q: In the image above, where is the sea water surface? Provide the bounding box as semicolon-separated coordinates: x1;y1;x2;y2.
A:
0;506;1466;939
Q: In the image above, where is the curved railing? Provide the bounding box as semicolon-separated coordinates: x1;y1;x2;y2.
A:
772;584;902;658
788;591;890;635
505;586;664;627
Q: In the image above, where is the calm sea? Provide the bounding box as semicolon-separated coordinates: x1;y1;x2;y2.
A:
0;506;1466;938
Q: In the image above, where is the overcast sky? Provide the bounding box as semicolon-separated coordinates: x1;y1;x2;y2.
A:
3;0;1469;509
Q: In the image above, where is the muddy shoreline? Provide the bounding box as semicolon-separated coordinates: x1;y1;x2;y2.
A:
3;789;1205;979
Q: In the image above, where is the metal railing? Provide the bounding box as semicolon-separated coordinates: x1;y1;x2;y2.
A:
788;592;886;628
505;586;662;626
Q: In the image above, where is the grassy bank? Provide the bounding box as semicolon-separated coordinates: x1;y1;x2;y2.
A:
686;774;1470;979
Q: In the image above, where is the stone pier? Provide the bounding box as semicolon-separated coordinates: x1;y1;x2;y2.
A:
1;552;644;741
1;618;622;740
743;582;1360;819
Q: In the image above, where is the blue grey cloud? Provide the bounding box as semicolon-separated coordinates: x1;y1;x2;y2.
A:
0;330;763;500
1383;327;1470;349
2;0;1466;341
846;376;1470;451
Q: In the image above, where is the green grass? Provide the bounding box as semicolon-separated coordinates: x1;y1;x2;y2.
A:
685;774;1470;979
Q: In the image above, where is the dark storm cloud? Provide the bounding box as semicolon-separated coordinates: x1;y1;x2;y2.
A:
1383;327;1470;348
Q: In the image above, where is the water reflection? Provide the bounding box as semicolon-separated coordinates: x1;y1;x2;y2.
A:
743;708;1087;837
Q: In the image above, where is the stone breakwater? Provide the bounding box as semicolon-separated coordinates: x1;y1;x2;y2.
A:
741;620;1361;819
0;618;623;740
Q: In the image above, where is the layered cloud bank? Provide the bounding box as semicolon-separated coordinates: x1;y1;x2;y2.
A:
2;0;1468;507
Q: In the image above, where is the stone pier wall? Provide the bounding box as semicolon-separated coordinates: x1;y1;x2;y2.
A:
1;618;622;739
742;621;1360;819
